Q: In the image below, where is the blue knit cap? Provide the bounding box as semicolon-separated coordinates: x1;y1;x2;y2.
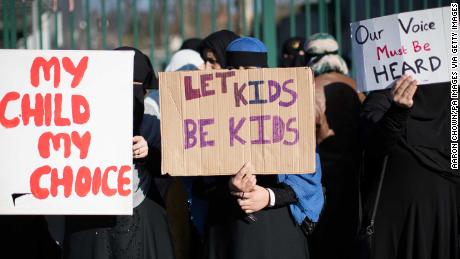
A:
226;37;268;68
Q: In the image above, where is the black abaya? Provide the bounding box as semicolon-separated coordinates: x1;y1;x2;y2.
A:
64;196;175;259
362;82;459;259
372;143;458;259
309;81;362;259
204;175;310;259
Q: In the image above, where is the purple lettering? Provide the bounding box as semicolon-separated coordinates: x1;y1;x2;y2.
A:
199;118;215;148
272;116;285;143
184;76;201;101
200;74;214;97
268;80;281;103
215;71;235;94
279;79;297;107
283;117;299;145
184;119;197;149
250;115;271;144
229;117;246;146
234;82;248;107
248;80;267;104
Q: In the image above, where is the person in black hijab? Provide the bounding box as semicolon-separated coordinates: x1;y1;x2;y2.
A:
180;38;202;52
299;33;363;259
361;75;459;259
198;37;324;259
199;30;239;70
64;47;175;259
280;37;306;67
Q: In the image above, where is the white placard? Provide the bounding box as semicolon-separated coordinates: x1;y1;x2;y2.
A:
351;7;451;92
0;50;134;215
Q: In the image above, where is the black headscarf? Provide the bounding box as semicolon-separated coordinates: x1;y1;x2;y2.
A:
114;46;158;136
281;37;306;67
199;30;240;67
180;38;202;52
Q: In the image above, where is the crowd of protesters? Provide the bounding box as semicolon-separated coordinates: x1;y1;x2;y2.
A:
2;23;458;259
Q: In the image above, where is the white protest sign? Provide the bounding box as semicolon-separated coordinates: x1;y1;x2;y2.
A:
351;7;451;92
0;50;134;215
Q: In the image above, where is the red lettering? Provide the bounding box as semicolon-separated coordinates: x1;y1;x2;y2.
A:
30;165;51;199
0;91;20;128
30;57;60;88
37;132;72;158
102;166;118;196
71;131;91;159
50;166;73;198
118;165;132;196
74;166;92;197
62;56;89;88
71;95;90;124
54;94;70;126
413;40;422;52
91;167;102;195
29;165;132;198
21;94;44;126
377;45;389;60
44;93;52;126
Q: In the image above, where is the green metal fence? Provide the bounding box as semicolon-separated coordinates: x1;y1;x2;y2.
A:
0;0;457;70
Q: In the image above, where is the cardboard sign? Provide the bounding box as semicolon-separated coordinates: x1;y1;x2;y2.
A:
160;67;316;176
0;50;134;215
351;7;451;92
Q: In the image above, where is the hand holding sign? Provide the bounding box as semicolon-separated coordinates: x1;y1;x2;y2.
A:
391;75;418;109
236;185;270;214
229;162;256;193
133;136;148;159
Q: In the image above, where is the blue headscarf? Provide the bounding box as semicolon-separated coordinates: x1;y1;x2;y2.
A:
278;153;324;224
226;37;324;225
225;37;268;68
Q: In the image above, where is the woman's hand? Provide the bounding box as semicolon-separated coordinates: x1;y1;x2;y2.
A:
133;136;148;159
229;162;256;193
391;75;418;109
233;185;270;214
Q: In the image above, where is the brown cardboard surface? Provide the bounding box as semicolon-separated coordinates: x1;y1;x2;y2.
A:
159;67;315;176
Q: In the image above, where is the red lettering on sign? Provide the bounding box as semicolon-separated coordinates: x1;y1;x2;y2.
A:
30;57;61;88
29;165;132;199
30;56;89;88
62;56;89;88
0;91;20;128
71;95;90;124
50;166;73;198
30;165;51;199
117;165;132;196
21;94;44;126
102;166;118;197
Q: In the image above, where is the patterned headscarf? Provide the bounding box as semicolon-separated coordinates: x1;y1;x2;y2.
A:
304;33;348;76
